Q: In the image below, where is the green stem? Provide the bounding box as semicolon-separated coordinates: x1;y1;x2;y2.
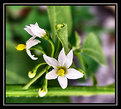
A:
23;63;47;89
30;47;46;55
45;35;55;57
6;84;115;97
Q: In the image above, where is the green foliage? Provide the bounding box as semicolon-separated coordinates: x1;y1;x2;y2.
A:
56;24;69;54
82;33;107;65
5;6;114;103
47;6;72;40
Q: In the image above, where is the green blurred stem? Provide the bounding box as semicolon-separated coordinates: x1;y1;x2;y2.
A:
23;63;48;89
6;84;115;97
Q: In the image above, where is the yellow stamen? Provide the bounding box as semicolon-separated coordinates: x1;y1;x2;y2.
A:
57;69;65;77
16;44;26;51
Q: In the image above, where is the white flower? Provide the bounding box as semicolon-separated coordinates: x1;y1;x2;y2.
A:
24;22;46;38
38;88;47;97
16;36;40;60
43;48;84;89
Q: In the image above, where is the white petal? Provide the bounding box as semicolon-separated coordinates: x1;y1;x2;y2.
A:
66;68;84;79
26;38;40;49
64;49;73;68
58;48;66;66
58;76;68;89
26;49;38;60
43;55;58;69
45;69;57;80
30;24;46;38
24;27;34;36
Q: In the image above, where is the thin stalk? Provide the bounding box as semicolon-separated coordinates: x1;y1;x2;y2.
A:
30;47;46;55
23;63;49;89
45;35;55;57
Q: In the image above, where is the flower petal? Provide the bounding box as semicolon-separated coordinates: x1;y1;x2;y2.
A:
58;76;68;89
24;27;34;36
64;49;73;68
43;55;58;69
30;23;46;38
26;38;40;49
66;68;84;79
45;69;57;80
26;49;38;60
58;48;66;66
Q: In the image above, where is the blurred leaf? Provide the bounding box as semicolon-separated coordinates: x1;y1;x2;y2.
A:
6;20;12;41
7;6;28;11
56;24;69;54
6;41;40;84
47;6;72;40
6;84;115;97
72;31;81;50
6;96;71;103
82;33;107;65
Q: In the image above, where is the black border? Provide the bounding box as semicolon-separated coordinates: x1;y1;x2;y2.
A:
2;3;118;106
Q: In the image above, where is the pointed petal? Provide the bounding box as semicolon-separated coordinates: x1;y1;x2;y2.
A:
30;24;46;38
43;55;58;69
58;76;68;89
26;49;38;60
66;68;84;79
26;38;40;49
64;49;73;68
24;27;34;36
45;69;57;80
58;48;66;66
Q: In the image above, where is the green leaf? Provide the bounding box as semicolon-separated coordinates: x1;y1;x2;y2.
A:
82;33;107;65
6;41;41;84
72;31;81;51
47;6;72;40
56;24;69;54
6;20;12;41
6;84;115;97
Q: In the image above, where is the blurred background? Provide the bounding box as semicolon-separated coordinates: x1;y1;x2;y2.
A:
6;5;115;103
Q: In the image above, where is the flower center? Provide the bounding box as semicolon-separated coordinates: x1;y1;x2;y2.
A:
57;67;67;77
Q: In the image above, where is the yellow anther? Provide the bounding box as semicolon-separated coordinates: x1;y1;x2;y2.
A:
28;71;36;78
57;69;65;77
16;44;26;51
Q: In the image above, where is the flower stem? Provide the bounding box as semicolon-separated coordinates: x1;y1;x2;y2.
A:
23;63;47;89
30;47;46;55
45;35;55;57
